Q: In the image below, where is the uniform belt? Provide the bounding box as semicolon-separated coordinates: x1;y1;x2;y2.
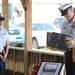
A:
68;48;72;51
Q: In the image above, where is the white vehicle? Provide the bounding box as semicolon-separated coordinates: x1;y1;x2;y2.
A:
53;17;66;28
32;23;61;49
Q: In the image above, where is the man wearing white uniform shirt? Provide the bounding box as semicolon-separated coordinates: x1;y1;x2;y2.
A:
58;3;75;75
0;14;9;75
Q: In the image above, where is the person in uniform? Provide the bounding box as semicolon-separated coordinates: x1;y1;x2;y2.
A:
0;14;9;75
58;3;75;75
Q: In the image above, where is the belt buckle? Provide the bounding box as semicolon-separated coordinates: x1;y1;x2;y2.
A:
68;48;72;50
0;50;2;53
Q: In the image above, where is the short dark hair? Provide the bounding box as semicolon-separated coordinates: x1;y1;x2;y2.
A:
0;14;5;21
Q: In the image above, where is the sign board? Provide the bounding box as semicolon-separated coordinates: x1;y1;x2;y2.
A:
36;61;63;75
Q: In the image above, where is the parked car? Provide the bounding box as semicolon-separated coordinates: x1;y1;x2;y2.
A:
53;17;66;28
9;22;60;48
14;22;25;28
32;23;61;49
9;21;25;46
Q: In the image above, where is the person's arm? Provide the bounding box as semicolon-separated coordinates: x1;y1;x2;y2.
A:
3;40;9;60
66;40;75;46
0;40;9;62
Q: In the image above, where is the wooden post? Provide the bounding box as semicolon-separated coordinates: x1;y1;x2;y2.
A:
73;47;75;62
20;0;32;75
2;0;8;31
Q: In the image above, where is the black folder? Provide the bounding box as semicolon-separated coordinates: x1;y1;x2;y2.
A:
47;32;72;51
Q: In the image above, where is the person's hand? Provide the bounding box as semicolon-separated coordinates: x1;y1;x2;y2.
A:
3;55;7;61
1;56;6;62
0;55;5;62
52;48;58;51
65;40;75;46
0;50;6;62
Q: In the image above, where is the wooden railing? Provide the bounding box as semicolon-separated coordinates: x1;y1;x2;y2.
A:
5;46;64;75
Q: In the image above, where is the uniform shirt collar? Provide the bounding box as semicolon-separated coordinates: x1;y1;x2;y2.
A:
72;16;75;22
0;26;2;30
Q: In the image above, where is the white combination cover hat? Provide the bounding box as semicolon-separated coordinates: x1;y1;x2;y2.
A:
58;3;73;16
